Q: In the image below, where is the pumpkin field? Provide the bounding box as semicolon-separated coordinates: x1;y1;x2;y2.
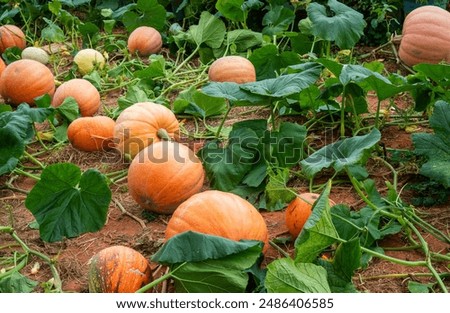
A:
0;0;449;294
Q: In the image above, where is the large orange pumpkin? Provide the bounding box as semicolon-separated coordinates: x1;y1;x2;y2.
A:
51;78;101;117
0;25;26;53
0;58;5;77
285;192;336;239
128;140;204;214
128;26;163;56
398;6;450;66
208;55;256;83
0;59;55;106
67;116;116;152
114;102;180;159
165;190;269;253
88;245;153;293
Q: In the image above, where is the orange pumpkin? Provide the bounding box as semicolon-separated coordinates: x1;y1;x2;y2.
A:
165;190;269;253
285;192;336;239
208;55;256;83
128;26;163;56
51;79;101;117
128;140;204;214
398;6;450;66
0;59;55;106
114;102;180;159
67;116;116;152
0;58;5;77
88;245;153;293
0;25;26;53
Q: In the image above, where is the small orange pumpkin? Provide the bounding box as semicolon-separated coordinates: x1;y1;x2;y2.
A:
0;25;26;53
51;79;101;117
114;102;180;159
128;140;204;214
67;116;116;152
285;192;336;239
208;55;256;83
165;190;269;253
0;59;55;106
398;6;450;66
127;26;163;56
88;245;153;293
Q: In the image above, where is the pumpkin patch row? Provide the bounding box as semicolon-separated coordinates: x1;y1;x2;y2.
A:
2;20;336;294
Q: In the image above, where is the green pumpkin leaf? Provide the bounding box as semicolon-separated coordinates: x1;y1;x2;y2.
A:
264;167;296;211
56;97;79;122
25;163;111;242
0;127;24;175
317;238;361;292
173;86;228;118
412;100;450;188
201;81;266;106
240;63;322;98
339;64;415;100
199;124;263;191
153;231;263;293
152;231;263;264
249;44;302;80
262;5;295;36
407;281;434;293
216;0;245;22
0;271;38;293
262;122;307;168
122;0;166;32
41;18;66;42
172;246;261;293
294;181;339;263
265;258;331;293
226;29;263;52
188;11;226;49
301;128;381;179
0;104;53;175
307;0;366;49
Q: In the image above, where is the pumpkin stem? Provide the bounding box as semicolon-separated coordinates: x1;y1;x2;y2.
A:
156;128;172;141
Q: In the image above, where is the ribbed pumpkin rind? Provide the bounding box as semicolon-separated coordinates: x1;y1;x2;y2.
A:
398;6;450;66
0;59;55;106
127;26;163;56
128;141;204;214
208;56;256;83
165;190;269;252
88;245;153;293
67;116;116;152
114;102;180;158
52;78;101;117
0;25;26;53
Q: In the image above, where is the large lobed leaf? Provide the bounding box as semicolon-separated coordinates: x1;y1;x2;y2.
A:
188;11;226;48
307;0;366;49
0;104;53;175
265;259;331;293
317;238;361;293
153;231;263;264
301;128;381;179
199;119;307;210
153;231;263;292
25;163;111;242
412;101;450;188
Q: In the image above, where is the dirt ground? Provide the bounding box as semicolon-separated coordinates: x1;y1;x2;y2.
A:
0;44;449;293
